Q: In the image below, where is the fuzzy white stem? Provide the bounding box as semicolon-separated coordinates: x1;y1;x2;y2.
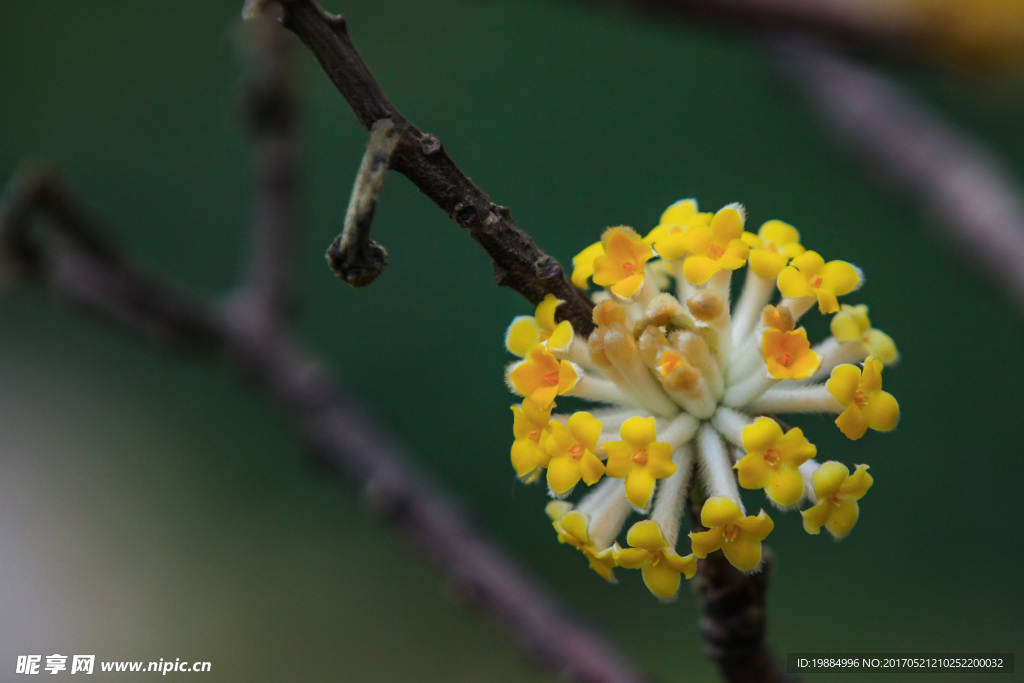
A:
710;407;751;448
612;363;679;417
657;413;700;447
731;272;776;345
674;260;697;303
585;481;636;550
650;443;695;547
560;336;603;375
635;267;661;309
697;423;744;510
586;407;649;432
799;459;821;504
706;270;733;363
781;295;815;321
568;375;635;406
576;476;620;517
804;338;868;383
725;342;764;388
723;369;779;408
745;385;843;414
707;269;732;307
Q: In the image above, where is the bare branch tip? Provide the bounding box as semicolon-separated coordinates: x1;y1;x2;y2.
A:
326;118;400;288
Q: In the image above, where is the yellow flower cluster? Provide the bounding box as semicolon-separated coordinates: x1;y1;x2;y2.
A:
504;199;900;601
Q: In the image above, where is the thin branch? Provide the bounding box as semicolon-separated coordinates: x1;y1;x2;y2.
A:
237;14;301;327
326;118;397;286
1;172;649;683
775;39;1024;313
261;0;597;336
688;495;799;683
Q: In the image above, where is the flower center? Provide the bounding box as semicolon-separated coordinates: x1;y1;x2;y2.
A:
543;370;559;385
528;427;541;441
538;330;551;342
648;550;662;565
776;352;793;367
708;242;725;260
810;275;823;288
722;524;739;543
854;389;869;407
621;261;637;275
763;448;780;467
660;351;683;376
829;491;845;506
568;444;584;461
632;449;649;466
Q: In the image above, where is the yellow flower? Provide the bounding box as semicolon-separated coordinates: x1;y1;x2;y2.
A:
570;240;604;289
543;412;605;495
510;401;552;479
777;250;861;314
678;205;750;284
507;345;578;410
735;417;816;506
830;304;899;365
546;504;617;581
592;227;656;298
742;219;806;279
689;497;774;572
802;462;873;539
761;328;821;380
503;198;904;598
602;416;677;509
826;359;900;440
505;294;575;357
645;198;712;256
615;520;696;601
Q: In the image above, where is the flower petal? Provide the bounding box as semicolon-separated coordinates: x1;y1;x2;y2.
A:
824;500;860;539
827;364;862;405
688;528;723;558
866;391;899;432
505;316;542;357
722;535;763;571
568;412;602;451
624;468;657;509
620;416;656;449
700;496;744;527
765;467;804;506
641;560;682;601
835;405;868;440
682;254;720;285
626;520;669;551
547;457;582;495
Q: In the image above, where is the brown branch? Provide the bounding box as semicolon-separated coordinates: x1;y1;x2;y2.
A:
264;0;596;336
688;495;799;683
775;39;1024;313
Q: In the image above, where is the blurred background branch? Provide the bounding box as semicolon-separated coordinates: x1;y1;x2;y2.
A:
775;40;1024;314
577;0;1024;71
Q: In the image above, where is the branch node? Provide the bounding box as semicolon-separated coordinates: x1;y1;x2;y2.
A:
454;200;483;228
536;256;563;281
326;118;399;287
420;133;443;156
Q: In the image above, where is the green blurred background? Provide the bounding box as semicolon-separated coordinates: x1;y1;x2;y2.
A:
1;1;1022;681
